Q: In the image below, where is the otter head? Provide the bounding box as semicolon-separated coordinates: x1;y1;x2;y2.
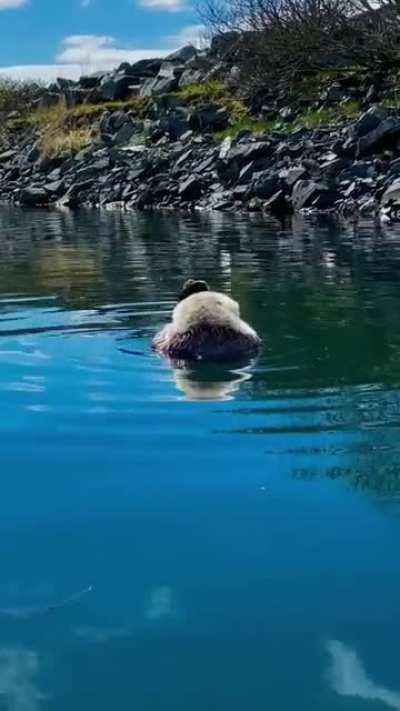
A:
179;279;210;302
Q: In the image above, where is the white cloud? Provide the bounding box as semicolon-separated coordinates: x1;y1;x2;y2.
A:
0;64;82;82
0;25;205;82
167;23;207;48
326;640;400;711
0;647;46;711
56;34;172;73
138;0;187;11
0;0;27;8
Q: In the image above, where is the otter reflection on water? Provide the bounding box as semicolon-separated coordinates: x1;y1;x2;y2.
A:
153;280;261;363
173;362;253;402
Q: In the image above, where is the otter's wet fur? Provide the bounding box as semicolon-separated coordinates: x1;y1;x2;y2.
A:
153;280;261;362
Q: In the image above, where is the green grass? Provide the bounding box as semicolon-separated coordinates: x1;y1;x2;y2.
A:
382;93;400;110
215;99;362;141
175;81;251;124
177;81;227;104
215;118;278;141
292;100;360;130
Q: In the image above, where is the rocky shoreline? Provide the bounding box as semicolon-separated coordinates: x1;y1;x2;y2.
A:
1;41;400;221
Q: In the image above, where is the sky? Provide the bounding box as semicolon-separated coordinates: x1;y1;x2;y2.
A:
0;0;205;82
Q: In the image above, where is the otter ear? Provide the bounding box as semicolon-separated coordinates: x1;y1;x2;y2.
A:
179;279;209;301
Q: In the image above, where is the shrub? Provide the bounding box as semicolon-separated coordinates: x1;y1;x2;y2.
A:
0;78;43;113
198;0;400;96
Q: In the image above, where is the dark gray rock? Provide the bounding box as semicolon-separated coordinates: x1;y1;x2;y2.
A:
74;166;100;181
227;142;273;166
352;106;387;138
252;170;279;199
238;161;255;184
0;150;17;163
381;178;400;206
161;111;191;141
233;184;250;200
113;122;136;146
44;180;65;196
38;92;60;109
320;84;347;103
356;118;400;156
140;75;179;97
320;157;347;178
196;153;216;173
79;75;102;89
20;187;49;206
130;58;162;78
279;166;306;188
58;179;95;207
55;77;76;91
92;157;111;171
189;106;229;132
179;176;202;201
292;180;338;210
264;190;292;217
108;111;129;132
166;45;197;63
99;73;133;101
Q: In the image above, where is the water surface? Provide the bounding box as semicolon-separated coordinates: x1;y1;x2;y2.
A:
0;207;400;710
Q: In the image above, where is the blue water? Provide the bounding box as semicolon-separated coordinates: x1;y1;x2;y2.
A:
0;207;400;710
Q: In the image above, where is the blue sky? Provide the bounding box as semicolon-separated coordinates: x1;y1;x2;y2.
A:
0;0;204;81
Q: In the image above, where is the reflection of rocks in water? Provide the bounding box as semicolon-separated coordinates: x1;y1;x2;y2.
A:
326;639;400;710
173;362;253;402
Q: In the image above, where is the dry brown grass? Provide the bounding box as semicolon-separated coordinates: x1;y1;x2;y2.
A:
29;102;92;158
28;96;150;158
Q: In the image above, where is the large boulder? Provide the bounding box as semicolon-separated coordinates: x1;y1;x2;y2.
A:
130;58;162;78
352;106;387;138
79;74;104;89
99;72;135;101
19;187;49;207
264;190;292;217
357;118;400;156
179;176;202;201
140;75;179;97
160;111;191;141
113;122;136;146
344;105;400;157
252;170;279;199
189;105;228;132
166;45;198;63
226;141;273;166
292;180;338;211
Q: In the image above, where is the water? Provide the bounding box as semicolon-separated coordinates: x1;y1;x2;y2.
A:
0;207;400;710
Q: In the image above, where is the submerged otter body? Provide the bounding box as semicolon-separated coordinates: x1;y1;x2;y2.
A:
153;286;261;362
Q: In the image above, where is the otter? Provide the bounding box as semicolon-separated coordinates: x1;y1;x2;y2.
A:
152;279;261;362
